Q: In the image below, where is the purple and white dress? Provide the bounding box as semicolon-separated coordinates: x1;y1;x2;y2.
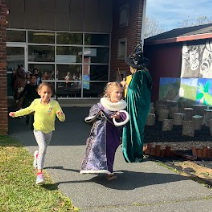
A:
80;97;129;175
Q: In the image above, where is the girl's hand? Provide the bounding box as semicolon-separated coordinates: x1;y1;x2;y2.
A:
57;110;64;116
98;111;103;116
9;112;16;117
120;80;127;87
111;112;120;119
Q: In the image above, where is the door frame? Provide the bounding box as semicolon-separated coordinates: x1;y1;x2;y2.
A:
6;42;27;72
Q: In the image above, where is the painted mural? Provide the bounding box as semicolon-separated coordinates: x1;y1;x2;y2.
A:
159;77;212;106
181;39;212;78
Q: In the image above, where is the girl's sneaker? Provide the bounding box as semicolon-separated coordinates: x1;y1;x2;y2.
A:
33;150;39;168
106;174;117;181
36;173;45;185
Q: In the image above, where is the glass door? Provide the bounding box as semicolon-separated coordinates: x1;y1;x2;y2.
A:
6;43;27;96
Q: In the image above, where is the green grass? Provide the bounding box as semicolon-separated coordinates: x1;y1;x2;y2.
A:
0;136;79;212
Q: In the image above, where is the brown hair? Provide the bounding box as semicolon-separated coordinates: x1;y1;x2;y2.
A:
103;82;123;98
37;82;54;94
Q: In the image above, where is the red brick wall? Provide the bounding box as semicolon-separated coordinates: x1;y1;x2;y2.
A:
144;43;182;102
110;0;144;81
0;0;8;135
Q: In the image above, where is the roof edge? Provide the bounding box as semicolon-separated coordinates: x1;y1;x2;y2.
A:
145;33;212;45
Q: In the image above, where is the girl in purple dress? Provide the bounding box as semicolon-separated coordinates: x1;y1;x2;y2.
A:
80;82;129;180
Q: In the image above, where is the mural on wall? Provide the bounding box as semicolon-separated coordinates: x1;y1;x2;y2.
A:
196;79;212;105
181;40;212;78
159;77;212;106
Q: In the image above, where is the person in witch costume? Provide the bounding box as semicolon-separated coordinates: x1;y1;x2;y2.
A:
80;82;129;180
121;43;152;162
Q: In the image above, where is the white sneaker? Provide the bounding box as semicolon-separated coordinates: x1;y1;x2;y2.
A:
33;150;39;168
36;173;45;185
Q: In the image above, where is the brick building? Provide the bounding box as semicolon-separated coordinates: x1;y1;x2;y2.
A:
0;0;7;135
0;0;147;135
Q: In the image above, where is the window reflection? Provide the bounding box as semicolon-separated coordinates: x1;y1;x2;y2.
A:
6;30;110;99
82;64;108;82
28;45;55;62
56;82;81;97
7;30;26;42
28;64;55;80
28;31;55;44
83;82;106;98
7;47;24;71
57;33;83;45
90;65;108;81
56;46;82;63
83;47;109;63
56;64;82;81
85;34;109;45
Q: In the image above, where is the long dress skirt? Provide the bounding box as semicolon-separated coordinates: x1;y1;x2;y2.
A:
81;103;122;174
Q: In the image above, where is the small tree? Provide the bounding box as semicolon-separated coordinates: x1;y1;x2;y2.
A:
144;16;166;38
178;16;212;28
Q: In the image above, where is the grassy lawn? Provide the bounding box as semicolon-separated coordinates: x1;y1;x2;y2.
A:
0;136;79;212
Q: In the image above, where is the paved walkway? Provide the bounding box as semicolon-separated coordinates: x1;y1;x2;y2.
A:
8;107;212;212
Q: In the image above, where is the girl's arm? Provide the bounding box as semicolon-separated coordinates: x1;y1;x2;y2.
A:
9;101;35;118
56;110;65;122
84;104;101;123
55;102;65;122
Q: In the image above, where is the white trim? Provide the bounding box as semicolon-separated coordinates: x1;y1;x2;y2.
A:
6;43;27;72
113;110;129;126
84;115;97;123
80;170;112;174
100;98;126;111
141;0;147;50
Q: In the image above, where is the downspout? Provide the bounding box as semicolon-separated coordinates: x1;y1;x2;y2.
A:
141;0;147;51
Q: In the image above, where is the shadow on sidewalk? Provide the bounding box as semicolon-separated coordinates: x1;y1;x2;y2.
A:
45;165;187;191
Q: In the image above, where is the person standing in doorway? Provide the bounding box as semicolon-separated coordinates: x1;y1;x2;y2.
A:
18;74;40;127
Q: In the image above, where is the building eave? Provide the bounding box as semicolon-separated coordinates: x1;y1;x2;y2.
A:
145;32;212;46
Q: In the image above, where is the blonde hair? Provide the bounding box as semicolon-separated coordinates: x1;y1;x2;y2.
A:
37;82;54;94
103;82;123;98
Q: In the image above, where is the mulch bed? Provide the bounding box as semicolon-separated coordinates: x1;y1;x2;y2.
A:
144;120;212;152
143;120;212;185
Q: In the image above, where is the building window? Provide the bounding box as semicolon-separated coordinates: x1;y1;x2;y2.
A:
28;45;55;62
119;4;129;27
6;29;110;99
117;38;127;60
28;31;55;44
57;33;83;45
85;34;110;46
7;30;26;42
56;46;82;63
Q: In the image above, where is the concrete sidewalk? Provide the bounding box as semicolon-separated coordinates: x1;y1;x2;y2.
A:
8;107;212;212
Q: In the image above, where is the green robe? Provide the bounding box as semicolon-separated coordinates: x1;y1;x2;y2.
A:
122;69;152;162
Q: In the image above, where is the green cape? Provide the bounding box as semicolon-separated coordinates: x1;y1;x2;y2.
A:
122;70;152;162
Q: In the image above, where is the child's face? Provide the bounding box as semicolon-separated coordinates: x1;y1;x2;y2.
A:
30;76;37;85
38;86;52;103
34;69;38;74
109;87;122;103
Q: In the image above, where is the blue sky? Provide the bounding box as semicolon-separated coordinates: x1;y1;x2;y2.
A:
146;0;212;31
